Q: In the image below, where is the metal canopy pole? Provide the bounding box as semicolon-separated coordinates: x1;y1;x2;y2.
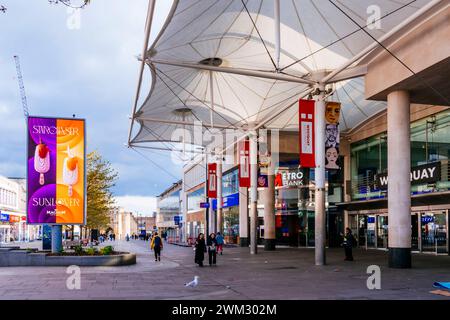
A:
274;0;281;71
209;71;215;129
135;117;233;129
128;0;156;146
249;128;258;254
216;147;223;234
314;84;326;265
149;59;315;85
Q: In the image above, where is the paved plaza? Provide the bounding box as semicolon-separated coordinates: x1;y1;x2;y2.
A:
0;241;449;300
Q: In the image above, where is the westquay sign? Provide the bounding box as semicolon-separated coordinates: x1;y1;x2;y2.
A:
376;162;441;190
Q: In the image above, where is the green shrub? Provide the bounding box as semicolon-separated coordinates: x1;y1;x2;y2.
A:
74;245;83;255
100;246;114;255
85;247;97;256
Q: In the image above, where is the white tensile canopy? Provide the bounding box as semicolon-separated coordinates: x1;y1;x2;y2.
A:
128;0;438;150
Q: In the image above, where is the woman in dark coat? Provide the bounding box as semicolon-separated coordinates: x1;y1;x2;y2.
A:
194;233;207;267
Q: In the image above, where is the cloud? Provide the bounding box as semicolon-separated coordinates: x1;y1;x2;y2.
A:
0;0;177;196
113;195;157;217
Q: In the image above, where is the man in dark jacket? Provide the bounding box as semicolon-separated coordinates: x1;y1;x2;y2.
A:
207;233;218;266
342;228;355;261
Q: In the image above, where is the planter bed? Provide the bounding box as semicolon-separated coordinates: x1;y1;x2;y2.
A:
0;247;136;267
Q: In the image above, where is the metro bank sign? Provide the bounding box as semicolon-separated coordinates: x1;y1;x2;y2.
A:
376;162;441;190
275;169;306;188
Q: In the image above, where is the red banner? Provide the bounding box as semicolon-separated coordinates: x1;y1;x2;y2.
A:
207;163;217;198
299;99;316;168
238;140;250;187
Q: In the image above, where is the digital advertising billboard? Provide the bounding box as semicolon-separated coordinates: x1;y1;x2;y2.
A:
27;116;86;224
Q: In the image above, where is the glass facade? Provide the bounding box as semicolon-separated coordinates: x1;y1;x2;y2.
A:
222;169;239;197
274;161;344;247
351;110;450;200
187;188;205;212
221;169;239;244
159;190;181;214
348;110;450;254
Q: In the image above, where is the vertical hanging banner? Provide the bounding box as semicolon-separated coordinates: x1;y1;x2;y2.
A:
207;163;217;198
299;99;316;168
325;102;341;170
238;140;250;187
27;116;86;224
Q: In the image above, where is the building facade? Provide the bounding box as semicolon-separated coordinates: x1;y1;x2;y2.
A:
0;176;40;243
157;180;182;242
341;105;450;254
109;207;138;240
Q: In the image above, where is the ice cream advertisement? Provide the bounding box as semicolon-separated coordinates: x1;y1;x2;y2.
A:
27;117;85;224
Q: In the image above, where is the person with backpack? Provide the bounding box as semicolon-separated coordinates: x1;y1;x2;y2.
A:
342;228;356;261
151;232;163;261
215;232;224;255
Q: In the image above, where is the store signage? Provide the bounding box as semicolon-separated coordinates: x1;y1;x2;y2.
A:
9;215;20;223
207;163;217;198
299;99;315;168
275;169;305;188
238;140;250;187
376;162;441;190
212;193;239;210
200;202;210;208
27;116;86;225
0;213;10;222
367;217;376;224
421;216;434;223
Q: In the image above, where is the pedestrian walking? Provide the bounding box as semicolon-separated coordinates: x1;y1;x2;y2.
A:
151;232;163;261
126;234;130;242
207;233;217;266
194;233;206;267
342;228;356;261
216;232;224;255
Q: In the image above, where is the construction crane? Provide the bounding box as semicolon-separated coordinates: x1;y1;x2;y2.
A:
13;55;30;120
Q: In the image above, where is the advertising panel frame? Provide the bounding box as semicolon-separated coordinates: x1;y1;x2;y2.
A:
26;115;87;226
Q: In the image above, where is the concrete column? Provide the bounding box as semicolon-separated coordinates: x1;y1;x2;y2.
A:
314;87;326;265
216;160;223;234
181;189;188;243
249;129;258;254
341;138;351;231
264;156;276;250
239;186;249;246
51;225;62;253
387;90;411;268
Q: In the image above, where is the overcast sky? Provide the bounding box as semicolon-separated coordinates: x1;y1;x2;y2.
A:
0;0;180;215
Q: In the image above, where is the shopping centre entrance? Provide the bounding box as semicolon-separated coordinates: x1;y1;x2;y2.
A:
348;211;449;254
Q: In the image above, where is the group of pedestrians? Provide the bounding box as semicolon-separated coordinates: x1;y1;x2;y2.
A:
148;228;355;266
194;232;224;267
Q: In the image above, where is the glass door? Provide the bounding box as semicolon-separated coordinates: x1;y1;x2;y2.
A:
366;215;377;248
411;213;419;251
421;212;448;253
377;215;388;249
358;215;367;247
